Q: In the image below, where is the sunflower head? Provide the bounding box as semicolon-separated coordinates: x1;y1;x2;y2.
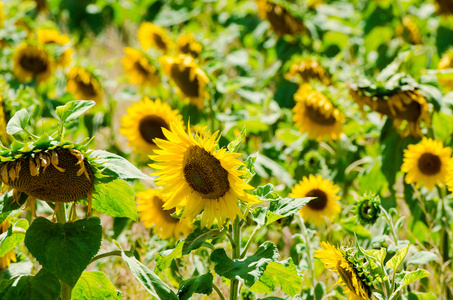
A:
353;194;381;226
396;16;423;45
161;55;210;109
137;22;173;52
303;150;324;174
119;97;182;156
177;33;202;58
401;138;452;190
149;121;258;228
36;28;73;67
256;0;305;36
437;49;453;91
289;174;341;226
285;59;332;86
0;219;17;270
292;84;343;141
136;189;193;240
13;43;53;84
121;47;160;87
66;67;103;104
434;0;453;15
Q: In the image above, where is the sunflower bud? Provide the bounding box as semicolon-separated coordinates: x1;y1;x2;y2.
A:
354;194;381;226
303;151;324;174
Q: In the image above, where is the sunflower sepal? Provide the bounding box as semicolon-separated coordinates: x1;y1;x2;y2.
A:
227;127;246;153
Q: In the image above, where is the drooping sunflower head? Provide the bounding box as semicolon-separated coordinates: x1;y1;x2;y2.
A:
0;219;17;270
121;47;160;87
177;33;202;58
285;59;332;86
149;121;258;228
36;28;73;67
315;242;372;300
136;189;193;240
161;55;210;109
137;22;173;52
66;66;103;104
353;193;381;226
289;174;341;226
401;138;452;190
119;97;182;156
13;43;53;84
256;0;305;36
292;84;343;141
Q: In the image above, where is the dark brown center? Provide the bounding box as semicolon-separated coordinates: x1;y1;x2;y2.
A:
75;75;97;97
19;54;48;74
133;61;150;77
170;64;200;97
306;189;328;210
305;105;337;125
152;196;179;224
265;3;298;35
138;115;169;144
418;153;441;175
153;33;167;51
183;145;229;199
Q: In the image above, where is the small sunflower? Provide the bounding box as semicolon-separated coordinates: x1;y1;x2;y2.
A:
256;0;305;36
177;33;202;58
119;97;182;156
66;67;102;104
136;189;193;240
161;55;210;109
315;242;372;300
36;28;73;68
13;43;53;84
401;138;452;190
121;47;160;87
292;84;343;141
285;60;332;86
149;121;258;228
0;219;17;270
397;16;423;45
353;194;381;226
137;22;173;52
289;174;340;226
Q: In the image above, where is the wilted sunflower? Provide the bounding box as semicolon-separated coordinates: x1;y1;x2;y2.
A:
119;97;182;156
150;121;258;228
136;189;193;240
437;49;453;90
36;28;73;68
13;43;53;84
0;219;17;270
315;242;372;300
256;0;305;36
177;33;202;58
293;84;343;141
137;22;173;53
396;16;423;45
66;67;102;104
121;47;160;87
401;138;452;190
161;55;209;109
289;174;340;226
285;60;332;86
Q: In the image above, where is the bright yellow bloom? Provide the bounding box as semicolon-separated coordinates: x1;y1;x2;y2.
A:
36;28;73;67
137;22;173;52
289;174;341;226
121;47;160;87
437;49;453;91
119;98;182;156
136;189;193;240
285;60;331;85
177;33;202;58
0;2;5;28
66;67;102;104
0;219;16;270
150;121;258;228
401;138;452;190
13;43;53;84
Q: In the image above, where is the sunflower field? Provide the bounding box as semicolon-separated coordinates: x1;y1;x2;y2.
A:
0;0;453;299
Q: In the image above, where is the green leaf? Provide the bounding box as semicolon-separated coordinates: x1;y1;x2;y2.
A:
6;109;30;135
340;218;372;239
251;196;312;227
365;248;386;266
403;270;430;286
0;268;60;300
239;155;256;183
408;292;438;300
56;100;96;124
0;191;27;224
0;219;28;257
177;272;213;300
72;271;122;300
114;240;178;300
227;127;246;153
250;258;302;297
24;217;102;288
90;150;151;181
92;179;138;221
155;241;183;275
408;251;438;265
182;227;224;255
386;244;410;271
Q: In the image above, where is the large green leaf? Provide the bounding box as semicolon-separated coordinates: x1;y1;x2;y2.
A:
386;244;410;271
92;179;138;221
408;251;439;265
155;241;183;275
0;268;60;300
6;109;30;135
114;241;178;300
56;100;96;124
0;219;28;257
72;271;122;300
177;272;213;300
182;227;224;255
251;196;312;227
24;217;102;287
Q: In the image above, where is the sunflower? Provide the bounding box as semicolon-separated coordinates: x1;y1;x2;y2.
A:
435;0;453;15
292;84;343;141
136;189;193;240
398;16;423;45
161;55;210;109
177;33;202;58
149;121;258;228
137;22;173;52
437;49;453;90
285;59;332;86
315;242;372;300
121;47;160;87
119;97;182;156
36;28;73;68
289;174;340;226
13;43;53;84
66;67;102;104
0;219;17;270
256;0;305;36
401;138;452;190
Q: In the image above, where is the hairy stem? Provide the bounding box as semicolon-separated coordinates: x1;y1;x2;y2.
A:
213;281;226;300
229;217;241;300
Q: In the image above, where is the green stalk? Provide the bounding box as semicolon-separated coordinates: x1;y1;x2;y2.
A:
56;204;72;300
380;206;398;245
229;217;241;300
298;215;315;296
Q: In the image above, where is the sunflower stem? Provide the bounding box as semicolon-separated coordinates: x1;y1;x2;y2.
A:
229;217;241;300
89;250;123;264
380;206;398;246
240;225;261;259
208;91;215;132
213;281;226;300
56;204;72;300
298;215;316;295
